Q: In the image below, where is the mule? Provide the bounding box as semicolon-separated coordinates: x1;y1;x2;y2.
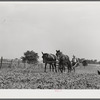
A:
42;52;57;72
56;50;72;73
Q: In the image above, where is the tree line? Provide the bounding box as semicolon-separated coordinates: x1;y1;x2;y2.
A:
21;50;100;65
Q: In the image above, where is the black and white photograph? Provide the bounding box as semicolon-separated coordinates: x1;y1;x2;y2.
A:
0;1;100;90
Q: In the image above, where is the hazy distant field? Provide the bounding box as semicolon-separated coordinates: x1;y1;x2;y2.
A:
0;62;100;89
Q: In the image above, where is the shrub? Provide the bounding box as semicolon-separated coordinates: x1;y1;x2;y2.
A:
21;50;39;64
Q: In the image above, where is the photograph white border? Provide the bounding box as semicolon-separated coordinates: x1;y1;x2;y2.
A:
0;1;100;99
0;90;100;98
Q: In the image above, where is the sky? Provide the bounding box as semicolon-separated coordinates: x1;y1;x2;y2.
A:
0;2;100;61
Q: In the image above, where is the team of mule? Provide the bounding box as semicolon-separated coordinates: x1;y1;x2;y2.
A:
42;50;79;73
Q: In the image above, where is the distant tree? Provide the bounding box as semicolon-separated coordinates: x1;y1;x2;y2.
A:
21;56;26;63
21;50;39;64
98;61;100;64
78;58;99;65
91;59;94;64
77;58;81;63
94;59;97;64
82;60;88;66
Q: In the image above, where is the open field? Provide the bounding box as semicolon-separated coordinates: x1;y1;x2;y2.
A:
0;62;100;89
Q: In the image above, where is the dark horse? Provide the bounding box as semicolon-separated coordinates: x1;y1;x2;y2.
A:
42;52;57;72
56;50;72;73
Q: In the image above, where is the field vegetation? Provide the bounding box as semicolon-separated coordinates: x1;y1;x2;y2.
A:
0;61;100;89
